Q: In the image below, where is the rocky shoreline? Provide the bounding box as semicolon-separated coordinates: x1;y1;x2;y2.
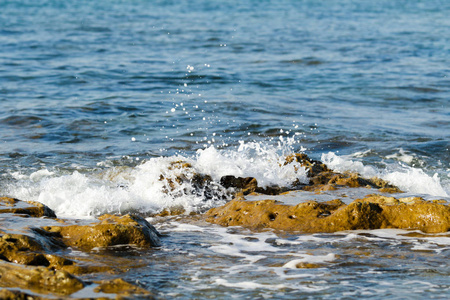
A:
207;154;449;233
0;197;160;299
0;153;448;298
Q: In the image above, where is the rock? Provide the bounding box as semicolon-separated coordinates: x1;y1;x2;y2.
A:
302;171;402;193
159;160;229;202
0;197;163;298
0;197;56;218
0;260;84;296
216;154;402;197
284;153;402;193
220;175;258;194
0;288;45;300
206;194;450;233
94;278;154;296
43;214;161;250
285;153;330;178
0;232;63;266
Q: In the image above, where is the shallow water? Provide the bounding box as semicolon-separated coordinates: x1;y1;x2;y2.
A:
1;0;449;298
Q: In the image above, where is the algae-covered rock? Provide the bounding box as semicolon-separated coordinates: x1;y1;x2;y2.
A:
286;153;330;178
0;197;56;218
302;171;402;193
284;153;402;193
206;195;450;233
44;214;161;250
0;196;163;298
216;153;402;197
0;288;45;300
94;278;154;297
0;260;84;296
0;232;67;266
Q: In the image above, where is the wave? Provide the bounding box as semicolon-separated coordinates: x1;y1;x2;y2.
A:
322;152;449;198
4;140;448;218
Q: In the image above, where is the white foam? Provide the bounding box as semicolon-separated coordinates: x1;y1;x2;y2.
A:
283;253;336;269
5;140;307;218
215;278;287;290
385;148;417;165
322;152;378;177
383;168;448;197
5;143;447;218
322;152;449;197
29;169;55;182
7;155;228;218
195;140;308;187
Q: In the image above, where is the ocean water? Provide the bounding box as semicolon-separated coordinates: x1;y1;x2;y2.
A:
1;0;449;298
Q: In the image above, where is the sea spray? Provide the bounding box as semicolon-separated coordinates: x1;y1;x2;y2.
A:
196;138;309;187
322;152;449;197
4;139;309;218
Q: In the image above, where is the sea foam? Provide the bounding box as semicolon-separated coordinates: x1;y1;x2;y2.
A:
5;140;308;218
5;142;448;219
322;152;449;197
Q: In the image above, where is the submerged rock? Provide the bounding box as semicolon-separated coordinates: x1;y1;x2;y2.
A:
206;195;450;233
94;278;154;297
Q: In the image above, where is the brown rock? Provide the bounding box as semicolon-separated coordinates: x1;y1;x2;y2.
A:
0;233;54;266
0;260;84;296
0;196;163;298
206;194;450;233
285;153;330;178
0;197;56;218
0;288;46;300
44;214;161;250
302;171;402;193
293;262;327;269
94;278;153;296
283;153;402;193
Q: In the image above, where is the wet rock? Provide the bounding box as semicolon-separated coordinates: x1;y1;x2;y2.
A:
217;154;402;197
284;153;402;193
365;196;450;233
286;153;330;178
220;175;258;194
293;262;327;269
206;194;450;233
302;171;402;193
43;214;161;250
154;205;187;217
160;160;229;202
94;278;154;297
0;197;56;218
0;260;84;296
0;197;162;298
0;288;45;300
0;232;65;266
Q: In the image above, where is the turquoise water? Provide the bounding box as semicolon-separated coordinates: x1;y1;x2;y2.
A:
1;0;450;298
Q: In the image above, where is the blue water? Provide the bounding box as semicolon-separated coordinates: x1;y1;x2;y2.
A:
2;0;449;167
1;0;450;298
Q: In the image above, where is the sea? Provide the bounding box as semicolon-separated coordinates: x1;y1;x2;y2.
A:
1;0;449;298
